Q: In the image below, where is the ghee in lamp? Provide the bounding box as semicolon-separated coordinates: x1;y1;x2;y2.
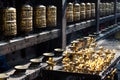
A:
86;3;91;19
66;2;73;22
91;3;95;18
20;4;33;33
34;5;46;28
47;5;57;27
2;7;17;36
80;3;86;20
73;3;80;21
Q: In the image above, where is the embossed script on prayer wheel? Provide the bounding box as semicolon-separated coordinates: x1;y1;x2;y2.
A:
91;3;95;18
20;4;33;33
86;3;91;19
66;2;73;22
3;7;17;36
73;3;80;21
34;5;46;28
80;3;86;20
47;5;57;27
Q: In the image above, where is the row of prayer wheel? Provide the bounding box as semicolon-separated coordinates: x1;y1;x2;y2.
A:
66;2;95;22
99;2;114;17
2;4;57;37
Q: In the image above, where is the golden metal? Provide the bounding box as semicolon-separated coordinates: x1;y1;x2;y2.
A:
46;57;56;70
73;3;80;21
66;2;73;22
20;4;33;32
2;7;17;36
62;36;115;74
91;3;95;18
86;3;91;19
63;63;71;72
47;5;57;27
80;3;86;20
34;5;46;28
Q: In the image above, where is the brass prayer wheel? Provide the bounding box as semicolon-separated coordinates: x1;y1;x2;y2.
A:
80;3;86;20
106;3;109;15
116;2;119;13
19;4;33;33
118;2;120;13
66;2;73;22
102;3;106;16
34;5;46;28
2;7;17;36
47;5;57;27
91;3;95;18
73;3;80;21
86;3;91;19
111;2;114;14
108;3;112;14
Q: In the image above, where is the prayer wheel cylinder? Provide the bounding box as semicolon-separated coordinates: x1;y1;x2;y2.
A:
80;3;86;20
73;3;80;21
34;5;46;28
2;7;17;36
66;2;73;22
19;4;33;33
47;5;57;27
91;3;95;18
86;3;91;19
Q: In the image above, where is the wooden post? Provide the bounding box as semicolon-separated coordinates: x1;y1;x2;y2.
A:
96;0;100;33
62;0;67;49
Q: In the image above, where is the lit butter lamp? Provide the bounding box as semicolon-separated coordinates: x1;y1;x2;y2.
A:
76;39;84;48
71;41;79;47
89;43;97;48
13;65;28;76
63;63;71;72
69;62;76;72
69;45;78;52
88;63;96;74
76;64;84;73
105;49;115;58
29;58;42;68
62;56;70;65
86;37;94;47
46;57;56;70
76;57;85;64
0;73;9;80
95;58;104;74
76;50;83;57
